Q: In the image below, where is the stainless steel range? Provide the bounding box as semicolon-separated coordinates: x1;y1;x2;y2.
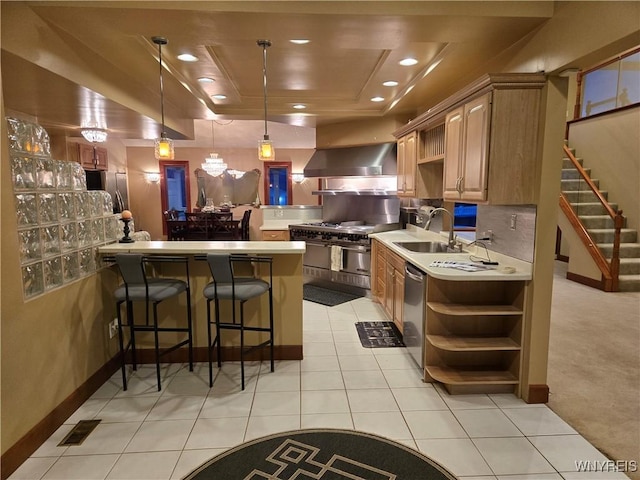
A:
289;221;397;295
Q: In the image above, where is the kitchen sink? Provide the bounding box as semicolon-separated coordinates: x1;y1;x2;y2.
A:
393;241;453;253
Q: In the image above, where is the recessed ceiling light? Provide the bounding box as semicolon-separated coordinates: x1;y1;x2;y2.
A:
383;80;398;87
212;94;227;100
371;96;385;102
293;104;306;109
198;77;215;83
290;39;310;45
177;53;198;62
399;58;418;66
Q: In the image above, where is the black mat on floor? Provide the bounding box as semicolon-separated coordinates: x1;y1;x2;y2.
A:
356;321;405;348
184;428;457;480
303;284;362;307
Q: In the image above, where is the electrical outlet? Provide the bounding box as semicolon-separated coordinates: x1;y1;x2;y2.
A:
108;319;118;339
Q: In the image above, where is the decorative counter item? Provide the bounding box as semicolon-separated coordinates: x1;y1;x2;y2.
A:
119;210;134;243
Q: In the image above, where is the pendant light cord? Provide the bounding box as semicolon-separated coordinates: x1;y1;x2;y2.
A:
258;40;271;139
152;36;168;136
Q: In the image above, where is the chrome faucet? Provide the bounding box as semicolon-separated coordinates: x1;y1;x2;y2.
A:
423;207;460;251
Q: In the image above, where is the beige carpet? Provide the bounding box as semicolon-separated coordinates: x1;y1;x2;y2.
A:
548;261;640;479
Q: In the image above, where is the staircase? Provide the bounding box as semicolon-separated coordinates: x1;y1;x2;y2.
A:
561;150;640;292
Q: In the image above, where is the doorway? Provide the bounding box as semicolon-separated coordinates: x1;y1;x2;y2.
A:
160;161;191;232
264;162;292;205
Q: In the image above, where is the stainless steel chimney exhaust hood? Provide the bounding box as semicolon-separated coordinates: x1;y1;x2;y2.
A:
303;143;397;178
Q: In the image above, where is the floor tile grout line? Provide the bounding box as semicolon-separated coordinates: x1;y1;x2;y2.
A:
17;297;618;480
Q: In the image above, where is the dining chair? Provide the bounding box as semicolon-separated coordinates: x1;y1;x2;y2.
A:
240;209;252;240
202;253;274;390
112;253;193;391
210;217;240;240
184;212;210;240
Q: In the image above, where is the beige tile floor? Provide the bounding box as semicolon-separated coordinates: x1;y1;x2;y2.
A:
9;294;633;480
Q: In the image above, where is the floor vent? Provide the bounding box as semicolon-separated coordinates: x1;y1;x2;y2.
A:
57;419;101;446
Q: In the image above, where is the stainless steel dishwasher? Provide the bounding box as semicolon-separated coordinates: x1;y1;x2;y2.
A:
403;263;427;369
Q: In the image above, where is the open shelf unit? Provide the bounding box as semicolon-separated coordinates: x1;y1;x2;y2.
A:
424;276;526;395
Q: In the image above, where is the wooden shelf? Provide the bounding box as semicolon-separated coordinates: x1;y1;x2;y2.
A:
417;154;444;164
425;365;518;385
427;302;523;316
427;334;520;351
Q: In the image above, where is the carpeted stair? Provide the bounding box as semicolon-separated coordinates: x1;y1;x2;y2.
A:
561;150;640;291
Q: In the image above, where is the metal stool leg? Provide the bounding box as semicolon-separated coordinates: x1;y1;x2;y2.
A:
116;301;128;390
153;302;161;391
186;287;194;372
126;300;137;371
215;296;223;368
269;286;274;372
240;300;245;391
206;298;214;388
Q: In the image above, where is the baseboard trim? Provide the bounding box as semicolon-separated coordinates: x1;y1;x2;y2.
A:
527;384;550;404
566;271;604;290
0;355;121;480
1;345;301;480
556;254;569;262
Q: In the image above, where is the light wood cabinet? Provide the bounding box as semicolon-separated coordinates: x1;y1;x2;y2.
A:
371;239;386;304
77;143;108;170
371;239;405;333
443;93;490;201
261;230;289;241
396;131;416;197
424;276;525;395
394;73;545;205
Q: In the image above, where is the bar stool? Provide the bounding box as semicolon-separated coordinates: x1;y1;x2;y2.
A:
203;253;274;390
113;253;193;391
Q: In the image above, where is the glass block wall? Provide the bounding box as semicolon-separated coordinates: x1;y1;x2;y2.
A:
6;117;122;300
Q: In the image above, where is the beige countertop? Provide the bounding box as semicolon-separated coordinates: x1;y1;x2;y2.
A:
370;227;532;281
99;240;306;255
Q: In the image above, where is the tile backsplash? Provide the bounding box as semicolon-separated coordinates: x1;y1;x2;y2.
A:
476;204;537;262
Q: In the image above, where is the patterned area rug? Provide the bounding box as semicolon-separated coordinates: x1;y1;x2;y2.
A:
303;284;362;307
184;428;457;480
356;321;405;348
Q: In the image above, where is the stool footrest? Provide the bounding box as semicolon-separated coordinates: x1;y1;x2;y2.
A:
216;323;271;333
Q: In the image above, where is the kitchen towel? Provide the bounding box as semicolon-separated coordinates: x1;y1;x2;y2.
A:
330;245;342;271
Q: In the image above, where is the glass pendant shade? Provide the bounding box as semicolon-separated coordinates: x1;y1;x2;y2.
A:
154;134;174;160
201;152;227;176
258;136;275;161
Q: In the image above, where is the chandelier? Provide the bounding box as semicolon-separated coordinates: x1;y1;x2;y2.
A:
201;121;227;176
152;36;174;160
257;39;275;161
81;128;108;143
201;153;227;176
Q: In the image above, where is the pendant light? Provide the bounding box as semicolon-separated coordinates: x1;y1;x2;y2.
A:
152;36;174;160
201;120;227;176
257;39;275;161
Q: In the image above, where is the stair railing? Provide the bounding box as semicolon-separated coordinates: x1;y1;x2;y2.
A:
559;144;624;291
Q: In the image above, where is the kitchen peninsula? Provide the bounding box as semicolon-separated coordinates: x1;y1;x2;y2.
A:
98;240;306;360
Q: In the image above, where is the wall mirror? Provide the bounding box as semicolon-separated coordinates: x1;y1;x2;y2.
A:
195;169;261;207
